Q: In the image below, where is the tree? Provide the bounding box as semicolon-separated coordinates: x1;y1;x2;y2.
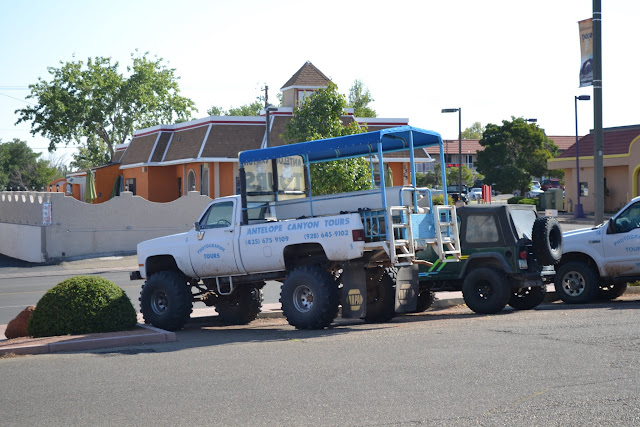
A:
227;101;263;116
446;165;482;188
416;165;482;189
15;51;197;168
0;139;60;190
476;117;558;196
462;122;484;139
207;100;264;117
283;82;371;195
207;106;224;116
348;79;377;117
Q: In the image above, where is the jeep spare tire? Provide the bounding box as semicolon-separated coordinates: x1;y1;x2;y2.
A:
532;216;563;265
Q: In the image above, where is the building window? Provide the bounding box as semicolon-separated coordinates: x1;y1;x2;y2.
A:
125;178;137;195
177;177;182;198
200;164;209;196
188;170;196;192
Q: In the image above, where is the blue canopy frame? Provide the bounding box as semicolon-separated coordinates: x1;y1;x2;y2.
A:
238;126;450;222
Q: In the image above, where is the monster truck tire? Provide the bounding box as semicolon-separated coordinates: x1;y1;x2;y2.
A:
139;271;193;331
597;282;628;301
364;268;396;323
532;216;563;265
554;261;599;304
280;265;339;330
215;283;264;325
508;286;546;310
414;291;436;313
462;267;511;314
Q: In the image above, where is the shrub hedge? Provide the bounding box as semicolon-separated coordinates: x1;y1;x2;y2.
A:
27;275;137;338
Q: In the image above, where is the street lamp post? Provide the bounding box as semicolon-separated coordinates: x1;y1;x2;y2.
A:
442;108;462;197
574;95;591;219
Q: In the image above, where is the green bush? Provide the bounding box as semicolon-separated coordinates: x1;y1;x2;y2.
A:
28;276;137;338
508;196;524;204
432;194;455;205
518;198;538;207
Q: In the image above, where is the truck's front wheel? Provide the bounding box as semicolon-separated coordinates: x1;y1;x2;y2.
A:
554;261;599;304
462;267;510;314
215;284;264;325
139;271;193;331
280;265;339;330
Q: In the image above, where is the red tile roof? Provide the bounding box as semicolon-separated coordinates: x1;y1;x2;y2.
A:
558;125;640;158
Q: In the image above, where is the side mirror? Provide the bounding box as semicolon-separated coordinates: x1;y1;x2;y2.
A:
194;221;201;231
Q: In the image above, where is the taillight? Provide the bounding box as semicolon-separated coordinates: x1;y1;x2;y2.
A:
518;248;529;270
352;229;365;241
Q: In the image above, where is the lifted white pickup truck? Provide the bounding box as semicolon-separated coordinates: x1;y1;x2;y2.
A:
131;126;461;330
554;196;640;303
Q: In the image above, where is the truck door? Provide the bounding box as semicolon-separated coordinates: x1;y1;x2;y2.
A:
602;201;640;276
189;200;242;278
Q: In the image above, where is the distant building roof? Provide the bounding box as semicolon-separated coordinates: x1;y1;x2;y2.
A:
281;61;331;90
557;125;640;158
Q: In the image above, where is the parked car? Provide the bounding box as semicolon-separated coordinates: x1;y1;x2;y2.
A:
447;184;469;204
554;196;640;304
541;179;564;191
526;187;545;198
469;187;483;200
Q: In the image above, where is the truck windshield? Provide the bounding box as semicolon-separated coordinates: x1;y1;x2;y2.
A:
243;155;306;220
510;209;537;240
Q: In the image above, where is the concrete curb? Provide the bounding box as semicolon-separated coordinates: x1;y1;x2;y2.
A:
0;324;175;357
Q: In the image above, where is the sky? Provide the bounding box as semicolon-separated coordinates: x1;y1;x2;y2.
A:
1;0;638;167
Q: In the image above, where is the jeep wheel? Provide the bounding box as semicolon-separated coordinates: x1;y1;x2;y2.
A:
508;286;546;310
532;216;563;265
364;268;396;323
215;283;264;325
462;267;510;314
554;261;599;304
414;291;436;313
597;282;628;301
139;271;193;331
280;265;339;330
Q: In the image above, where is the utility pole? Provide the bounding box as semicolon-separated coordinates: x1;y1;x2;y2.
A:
593;0;604;225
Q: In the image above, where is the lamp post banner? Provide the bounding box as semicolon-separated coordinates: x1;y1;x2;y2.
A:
579;18;593;88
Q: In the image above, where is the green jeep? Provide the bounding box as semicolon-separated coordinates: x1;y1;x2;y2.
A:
415;204;562;314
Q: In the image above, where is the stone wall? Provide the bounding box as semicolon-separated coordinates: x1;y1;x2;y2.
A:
0;191;212;263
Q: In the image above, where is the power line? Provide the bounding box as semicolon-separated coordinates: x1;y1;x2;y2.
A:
0;92;31;104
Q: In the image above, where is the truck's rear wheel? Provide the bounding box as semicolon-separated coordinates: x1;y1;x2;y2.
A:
139;271;193;331
280;265;339;330
462;267;510;314
554;261;598;304
215;284;264;325
363;268;396;323
508;286;546;310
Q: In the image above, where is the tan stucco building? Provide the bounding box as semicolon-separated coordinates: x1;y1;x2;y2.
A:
548;124;640;213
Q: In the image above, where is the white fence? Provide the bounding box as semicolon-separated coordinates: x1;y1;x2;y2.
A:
0;191;212;263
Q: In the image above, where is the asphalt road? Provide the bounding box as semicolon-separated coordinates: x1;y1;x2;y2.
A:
1;299;639;425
